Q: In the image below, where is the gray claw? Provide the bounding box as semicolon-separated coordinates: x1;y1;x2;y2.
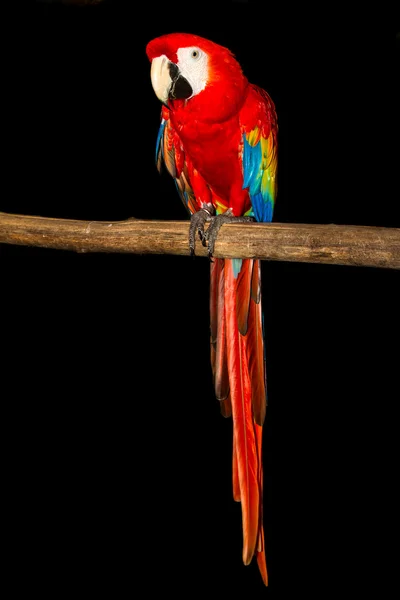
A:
189;204;215;256
204;209;255;258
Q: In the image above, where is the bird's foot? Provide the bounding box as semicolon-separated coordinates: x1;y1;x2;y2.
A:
189;203;215;256
202;209;255;259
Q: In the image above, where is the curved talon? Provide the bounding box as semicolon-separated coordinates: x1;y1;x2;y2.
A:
189;207;254;258
204;210;255;258
189;204;215;256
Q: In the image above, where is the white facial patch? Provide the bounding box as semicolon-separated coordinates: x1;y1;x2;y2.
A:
176;46;208;98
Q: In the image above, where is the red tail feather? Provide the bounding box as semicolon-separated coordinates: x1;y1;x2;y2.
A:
211;258;268;584
232;436;241;503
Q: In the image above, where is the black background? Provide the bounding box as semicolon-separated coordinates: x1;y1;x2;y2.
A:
2;1;397;594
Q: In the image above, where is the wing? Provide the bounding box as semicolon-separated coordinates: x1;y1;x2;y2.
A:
155;106;201;215
239;84;278;223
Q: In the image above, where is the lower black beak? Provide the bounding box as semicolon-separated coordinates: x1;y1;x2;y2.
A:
168;62;193;101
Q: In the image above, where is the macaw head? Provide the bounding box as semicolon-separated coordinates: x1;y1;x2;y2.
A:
146;33;248;120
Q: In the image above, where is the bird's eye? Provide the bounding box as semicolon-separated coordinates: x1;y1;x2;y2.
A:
191;49;200;59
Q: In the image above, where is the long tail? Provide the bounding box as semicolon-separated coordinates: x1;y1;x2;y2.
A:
210;257;268;586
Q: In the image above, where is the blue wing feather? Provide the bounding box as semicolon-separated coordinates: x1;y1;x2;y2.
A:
155;119;166;165
242;134;275;224
243;136;260;189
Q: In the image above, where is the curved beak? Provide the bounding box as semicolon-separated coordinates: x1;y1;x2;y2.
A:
150;55;172;104
150;55;193;105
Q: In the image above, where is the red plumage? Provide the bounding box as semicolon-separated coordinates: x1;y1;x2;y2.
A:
147;33;277;586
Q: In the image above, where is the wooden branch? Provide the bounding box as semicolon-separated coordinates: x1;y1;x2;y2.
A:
0;212;399;269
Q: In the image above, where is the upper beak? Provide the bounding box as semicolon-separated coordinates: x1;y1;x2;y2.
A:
150;55;193;105
150;55;172;105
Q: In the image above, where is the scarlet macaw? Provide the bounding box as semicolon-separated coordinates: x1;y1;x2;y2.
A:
146;33;277;586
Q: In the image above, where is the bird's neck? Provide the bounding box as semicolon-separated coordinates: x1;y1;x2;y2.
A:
169;77;249;127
